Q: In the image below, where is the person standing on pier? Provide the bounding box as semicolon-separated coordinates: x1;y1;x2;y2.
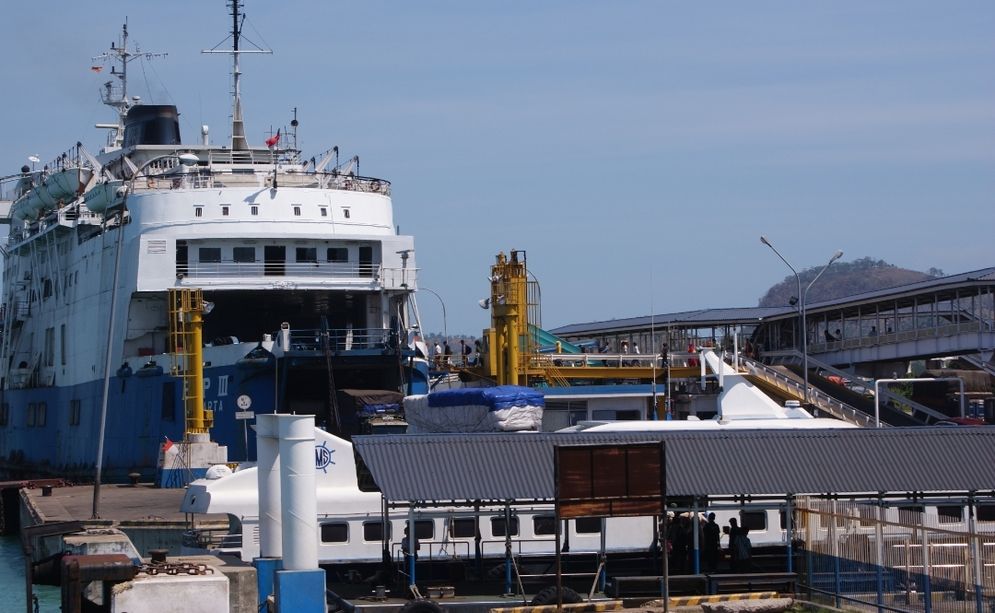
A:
703;512;721;572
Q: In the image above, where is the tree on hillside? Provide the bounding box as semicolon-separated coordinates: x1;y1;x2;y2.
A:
757;258;941;308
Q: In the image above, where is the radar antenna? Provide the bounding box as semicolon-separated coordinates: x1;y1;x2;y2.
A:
92;20;167;149
202;0;273;151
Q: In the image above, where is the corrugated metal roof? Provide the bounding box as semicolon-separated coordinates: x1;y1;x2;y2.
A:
353;428;995;503
548;266;995;335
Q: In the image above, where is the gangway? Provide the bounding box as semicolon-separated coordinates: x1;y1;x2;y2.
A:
738;356;877;427
961;353;995;377
801;353;953;425
529;324;583;353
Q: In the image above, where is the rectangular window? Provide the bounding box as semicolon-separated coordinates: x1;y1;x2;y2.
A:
327;248;349;262
976;504;995;522
937;506;962;524
740;511;767;531
36;402;46;427
320;522;349;543
194;207;203;217
449;518;477;539
264;246;286;276
69;399;81;427
233;247;256;263
343;208;351;219
575;517;602;534
296;247;317;263
44;327;55;367
176;241;188;276
251;206;259;216
222;206;230;216
359;246;374;277
198;247;222;263
413;520;434;540
60;324;67;366
363;521;391;542
293;206;301;216
533;515;556;536
491;516;519;537
320;207;328;217
27;403;36;427
0;403;8;427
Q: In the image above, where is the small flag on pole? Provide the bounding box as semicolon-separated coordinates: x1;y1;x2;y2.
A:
265;129;281;149
90;65;103;73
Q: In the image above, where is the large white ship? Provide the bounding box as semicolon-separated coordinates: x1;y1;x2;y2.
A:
0;3;429;481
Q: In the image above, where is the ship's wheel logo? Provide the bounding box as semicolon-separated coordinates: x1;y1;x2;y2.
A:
315;441;335;473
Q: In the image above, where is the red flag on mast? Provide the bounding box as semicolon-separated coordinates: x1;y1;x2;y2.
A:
265;129;281;149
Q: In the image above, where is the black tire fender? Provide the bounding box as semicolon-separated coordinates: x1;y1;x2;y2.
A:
530;586;583;606
398;599;444;613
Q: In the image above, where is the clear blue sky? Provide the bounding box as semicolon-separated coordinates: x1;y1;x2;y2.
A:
4;2;994;336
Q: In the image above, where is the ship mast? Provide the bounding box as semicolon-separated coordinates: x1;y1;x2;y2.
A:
203;0;272;151
92;21;166;149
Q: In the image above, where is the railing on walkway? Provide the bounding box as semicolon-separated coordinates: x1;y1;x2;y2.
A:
738;356;877;427
808;321;987;355
796;497;995;613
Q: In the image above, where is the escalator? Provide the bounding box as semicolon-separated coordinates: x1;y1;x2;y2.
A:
783;364;924;427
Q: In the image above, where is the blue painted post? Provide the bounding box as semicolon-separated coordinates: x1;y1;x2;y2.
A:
275;568;327;613
254;557;282;609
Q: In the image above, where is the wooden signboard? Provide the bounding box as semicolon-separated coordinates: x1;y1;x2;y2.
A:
554;442;666;519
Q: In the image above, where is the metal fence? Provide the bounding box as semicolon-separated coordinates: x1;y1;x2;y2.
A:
795;497;995;613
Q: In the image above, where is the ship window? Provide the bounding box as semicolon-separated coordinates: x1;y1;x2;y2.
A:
327;248;348;262
60;325;67;366
69;399;81;427
937;506;963;524
27;403;36;427
320;522;349;543
0;403;8;427
363;521;391;542
194;207;203;217
533;515;556;536
490;516;519;537
296;247;317;263
264;246;286;276
741;511;767;531
198;248;222;263
343;208;351;219
575;517;602;534
233;247;256;263
44;328;55;367
780;510;789;530
320;207;328;217
359;246;374;277
251;206;259;216
412;520;434;540
222;206;230;216
43;279;53;299
35;403;46;427
293;206;301;216
450;518;477;539
978;504;995;522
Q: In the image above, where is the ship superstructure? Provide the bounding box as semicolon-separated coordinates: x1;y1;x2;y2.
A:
0;4;427;480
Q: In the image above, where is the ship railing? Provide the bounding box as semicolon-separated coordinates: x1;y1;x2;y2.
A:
179;262;416;290
182;527;243;551
280;327;394;352
132;167;391;196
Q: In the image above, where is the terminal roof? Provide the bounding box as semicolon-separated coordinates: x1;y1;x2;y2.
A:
353;427;995;504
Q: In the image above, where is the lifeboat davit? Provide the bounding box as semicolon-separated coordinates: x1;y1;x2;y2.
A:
11;167;93;221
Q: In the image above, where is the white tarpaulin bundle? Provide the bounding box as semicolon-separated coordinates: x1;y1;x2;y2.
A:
404;386;544;433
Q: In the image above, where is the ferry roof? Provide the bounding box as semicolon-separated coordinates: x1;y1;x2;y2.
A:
353;427;995;504
549;266;995;334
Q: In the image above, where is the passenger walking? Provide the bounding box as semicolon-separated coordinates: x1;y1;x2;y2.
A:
443;341;453;366
727;518;751;572
703;512;721;572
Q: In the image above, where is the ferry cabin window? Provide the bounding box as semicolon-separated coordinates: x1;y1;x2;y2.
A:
296;247;318;264
69;399;81;427
343;208;351;219
320;207;328;217
60;325;66;366
320;522;349;543
293;206;301;216
222;206;230;216
0;403;8;427
194;207;203;217
977;504;995;522
176;242;188;276
491;516;519;537
44;328;55;367
575;517;602;534
199;247;222;263
937;506;963;524
251;206;259;216
413;520;434;540
327;248;348;263
359;246;374;277
233;247;256;263
450;518;477;539
740;511;766;532
363;520;391;542
533;515;556;536
27;403;35;427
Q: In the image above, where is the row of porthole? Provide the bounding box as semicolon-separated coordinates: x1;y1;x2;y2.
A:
191;205;352;219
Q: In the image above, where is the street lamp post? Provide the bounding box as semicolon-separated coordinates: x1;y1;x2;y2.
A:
92;152;199;519
761;236;842;406
419;287;448;359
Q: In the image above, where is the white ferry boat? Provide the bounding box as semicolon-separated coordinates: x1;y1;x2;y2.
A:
0;4;428;481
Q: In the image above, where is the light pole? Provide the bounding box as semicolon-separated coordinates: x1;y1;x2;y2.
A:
419;286;448;355
93;151;198;518
761;236;842;406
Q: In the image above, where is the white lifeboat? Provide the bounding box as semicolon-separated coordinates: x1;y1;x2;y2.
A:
82;179;127;213
11;166;94;221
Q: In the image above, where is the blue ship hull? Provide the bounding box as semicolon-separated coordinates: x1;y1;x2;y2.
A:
0;353;428;482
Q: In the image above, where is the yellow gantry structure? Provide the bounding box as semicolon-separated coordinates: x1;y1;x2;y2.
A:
477;250;699;388
168;288;213;436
